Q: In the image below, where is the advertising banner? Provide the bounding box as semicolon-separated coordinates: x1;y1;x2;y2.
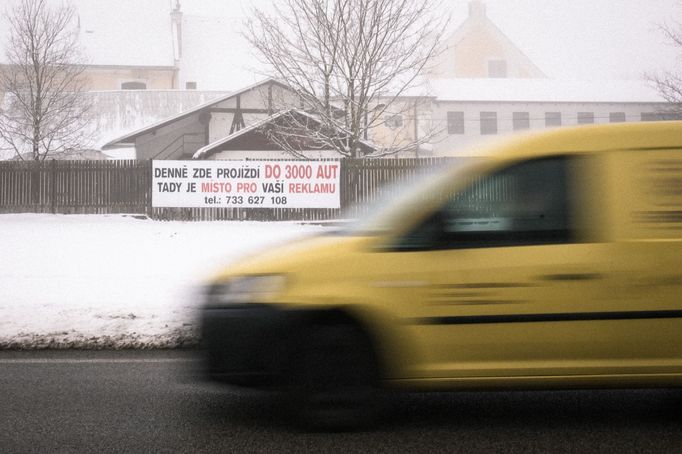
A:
152;160;341;208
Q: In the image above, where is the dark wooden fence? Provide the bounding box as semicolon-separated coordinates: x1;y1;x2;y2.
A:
0;160;150;214
0;158;459;221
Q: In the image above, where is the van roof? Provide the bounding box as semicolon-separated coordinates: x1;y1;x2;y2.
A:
472;121;682;162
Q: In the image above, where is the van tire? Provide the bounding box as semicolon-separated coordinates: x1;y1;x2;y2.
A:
287;323;380;431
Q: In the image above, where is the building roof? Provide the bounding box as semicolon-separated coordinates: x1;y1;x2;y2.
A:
193;109;377;159
11;149;113;161
101;78;288;149
427;78;666;103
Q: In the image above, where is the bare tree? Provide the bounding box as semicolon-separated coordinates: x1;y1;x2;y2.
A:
245;0;448;158
648;10;682;117
0;0;92;161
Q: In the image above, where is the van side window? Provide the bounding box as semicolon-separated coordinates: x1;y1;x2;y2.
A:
398;157;573;250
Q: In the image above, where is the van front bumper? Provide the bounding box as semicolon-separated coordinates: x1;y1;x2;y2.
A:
200;303;293;387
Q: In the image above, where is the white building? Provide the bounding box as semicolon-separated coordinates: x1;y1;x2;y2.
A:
423;78;670;156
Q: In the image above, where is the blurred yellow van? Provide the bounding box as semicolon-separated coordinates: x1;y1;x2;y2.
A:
200;121;682;428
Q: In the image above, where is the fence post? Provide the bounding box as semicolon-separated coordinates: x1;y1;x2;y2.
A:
50;159;57;214
30;161;38;208
146;160;154;219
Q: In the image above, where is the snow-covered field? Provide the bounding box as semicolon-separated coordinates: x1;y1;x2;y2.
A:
0;214;327;349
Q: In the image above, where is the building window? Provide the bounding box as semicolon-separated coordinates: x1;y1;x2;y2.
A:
447;111;465;134
121;81;146;90
480;112;498;135
185;81;197;89
545;112;562;127
609;112;626;123
488;59;508;78
577;112;594;124
385;113;403;129
513;112;530;131
641;112;682;121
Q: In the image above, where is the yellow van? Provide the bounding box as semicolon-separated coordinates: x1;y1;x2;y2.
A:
200;121;682;429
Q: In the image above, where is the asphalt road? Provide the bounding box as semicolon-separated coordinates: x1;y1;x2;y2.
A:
1;350;681;454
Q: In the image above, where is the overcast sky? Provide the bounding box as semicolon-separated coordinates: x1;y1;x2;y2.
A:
178;0;681;82
2;0;681;89
470;0;681;80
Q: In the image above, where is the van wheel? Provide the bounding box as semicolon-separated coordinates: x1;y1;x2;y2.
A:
287;323;380;431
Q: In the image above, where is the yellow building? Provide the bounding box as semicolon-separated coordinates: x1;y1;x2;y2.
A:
429;0;546;79
368;1;670;157
368;0;550;156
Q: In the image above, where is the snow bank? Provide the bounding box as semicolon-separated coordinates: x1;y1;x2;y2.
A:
0;214;327;349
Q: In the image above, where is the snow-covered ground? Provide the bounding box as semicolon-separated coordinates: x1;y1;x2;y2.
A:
0;214;327;349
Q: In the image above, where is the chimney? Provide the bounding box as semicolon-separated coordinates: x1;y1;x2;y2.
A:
171;1;183;64
468;0;486;21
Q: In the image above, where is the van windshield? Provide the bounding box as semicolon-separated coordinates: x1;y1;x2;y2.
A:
342;159;476;235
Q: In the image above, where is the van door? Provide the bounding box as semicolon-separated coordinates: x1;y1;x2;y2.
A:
599;149;682;376
386;156;623;380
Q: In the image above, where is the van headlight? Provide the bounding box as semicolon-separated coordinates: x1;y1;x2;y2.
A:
205;275;287;306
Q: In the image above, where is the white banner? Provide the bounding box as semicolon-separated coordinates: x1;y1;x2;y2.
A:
152;160;341;208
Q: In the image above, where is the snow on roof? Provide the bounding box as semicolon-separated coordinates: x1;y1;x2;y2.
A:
101;78;286;149
427;78;666;103
101;93;231;149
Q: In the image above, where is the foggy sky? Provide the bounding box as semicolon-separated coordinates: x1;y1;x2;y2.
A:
180;0;681;81
1;0;680;89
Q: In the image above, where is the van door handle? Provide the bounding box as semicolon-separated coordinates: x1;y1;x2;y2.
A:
539;273;603;282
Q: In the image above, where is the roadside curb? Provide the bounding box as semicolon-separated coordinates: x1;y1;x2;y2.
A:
0;329;200;350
